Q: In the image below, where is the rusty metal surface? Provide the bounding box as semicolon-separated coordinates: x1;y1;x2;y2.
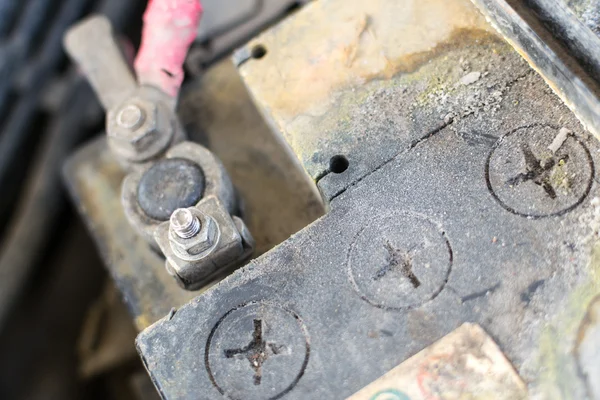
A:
64;59;324;330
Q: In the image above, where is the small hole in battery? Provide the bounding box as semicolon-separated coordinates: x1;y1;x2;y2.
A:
251;44;267;59
329;155;349;173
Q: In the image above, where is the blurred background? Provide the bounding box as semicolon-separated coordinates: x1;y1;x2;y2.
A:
0;1;309;398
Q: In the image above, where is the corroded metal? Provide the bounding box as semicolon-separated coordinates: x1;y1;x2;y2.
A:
64;16;185;170
121;141;236;245
63;59;324;330
63;138;197;330
156;198;254;291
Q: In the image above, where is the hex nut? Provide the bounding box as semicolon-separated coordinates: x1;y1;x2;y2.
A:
153;197;252;290
106;97;174;162
107;98;157;152
168;208;220;261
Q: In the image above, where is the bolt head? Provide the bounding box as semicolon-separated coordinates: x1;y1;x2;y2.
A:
107;97;173;161
171;208;195;230
170;208;201;239
169;209;219;261
116;103;145;129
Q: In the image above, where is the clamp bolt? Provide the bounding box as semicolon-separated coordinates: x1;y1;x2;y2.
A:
170;208;201;239
116;103;145;130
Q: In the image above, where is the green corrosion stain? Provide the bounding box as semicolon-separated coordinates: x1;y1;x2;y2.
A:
538;241;600;398
291;29;510;179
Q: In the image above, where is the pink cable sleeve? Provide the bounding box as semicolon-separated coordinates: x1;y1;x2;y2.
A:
134;0;203;97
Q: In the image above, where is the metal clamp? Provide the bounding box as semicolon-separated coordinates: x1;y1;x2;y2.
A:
155;199;254;291
64;15;255;291
121;141;237;244
64;15;184;169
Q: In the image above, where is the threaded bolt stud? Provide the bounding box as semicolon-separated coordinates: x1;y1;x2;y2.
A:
170;208;201;239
